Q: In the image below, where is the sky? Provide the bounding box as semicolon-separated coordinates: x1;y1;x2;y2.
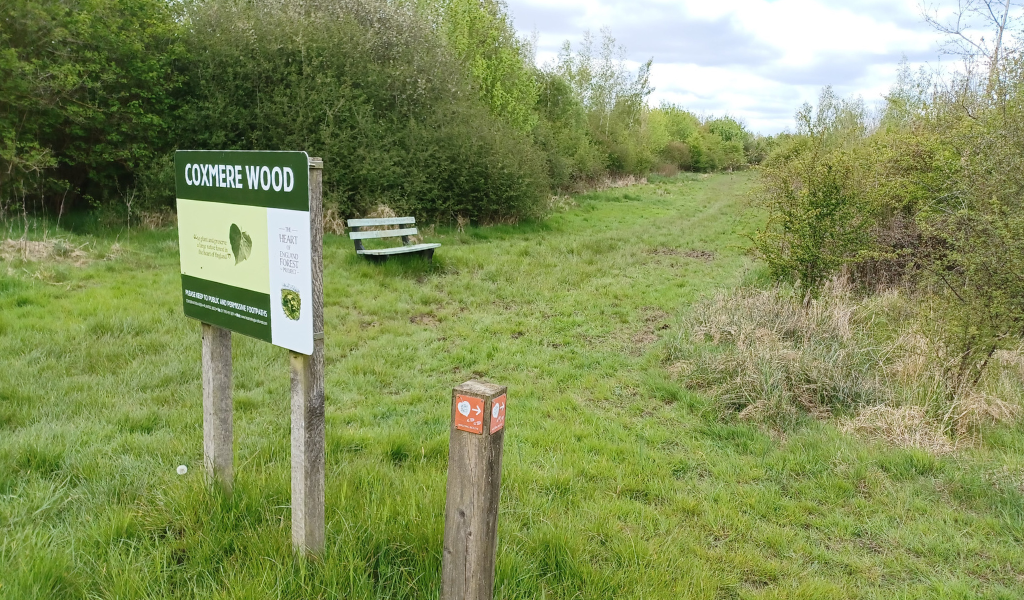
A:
504;0;947;134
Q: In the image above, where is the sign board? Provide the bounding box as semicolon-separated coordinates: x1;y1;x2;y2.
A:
174;150;314;355
454;394;485;434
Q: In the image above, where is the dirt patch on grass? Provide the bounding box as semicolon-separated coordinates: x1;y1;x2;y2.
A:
647;247;716;261
682;250;716;261
410;314;440;327
641;306;670;324
632;307;671;354
632;330;659;348
841;406;955;454
1;239;90;265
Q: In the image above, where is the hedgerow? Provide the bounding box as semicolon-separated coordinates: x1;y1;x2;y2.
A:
2;0;768;225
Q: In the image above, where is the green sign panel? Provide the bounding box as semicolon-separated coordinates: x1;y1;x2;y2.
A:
175;150;314;355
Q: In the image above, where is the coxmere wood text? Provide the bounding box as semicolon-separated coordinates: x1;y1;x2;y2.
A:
183;163;297;192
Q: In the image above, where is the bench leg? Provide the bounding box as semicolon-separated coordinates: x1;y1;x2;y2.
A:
423;248;435;262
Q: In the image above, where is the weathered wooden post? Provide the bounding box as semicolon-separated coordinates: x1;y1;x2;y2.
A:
202;323;233;493
291;156;325;555
442;380;508;600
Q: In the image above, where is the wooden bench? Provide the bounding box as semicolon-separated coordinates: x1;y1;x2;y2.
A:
347;217;440;262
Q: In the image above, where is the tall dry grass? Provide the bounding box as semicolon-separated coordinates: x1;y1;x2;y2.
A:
668;278;1022;450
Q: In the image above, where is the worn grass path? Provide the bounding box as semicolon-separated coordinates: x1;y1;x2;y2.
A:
2;172;1023;599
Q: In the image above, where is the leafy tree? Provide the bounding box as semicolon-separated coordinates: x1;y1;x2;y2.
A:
419;0;539;133
547;28;655;176
0;0;185;216
533;71;606;187
752;88;873;294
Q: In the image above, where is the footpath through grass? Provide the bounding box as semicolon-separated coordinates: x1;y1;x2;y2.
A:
2;172;1024;599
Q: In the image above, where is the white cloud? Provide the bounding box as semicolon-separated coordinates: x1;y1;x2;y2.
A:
506;0;944;133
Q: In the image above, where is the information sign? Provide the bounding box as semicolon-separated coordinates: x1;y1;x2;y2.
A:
175;150;314;354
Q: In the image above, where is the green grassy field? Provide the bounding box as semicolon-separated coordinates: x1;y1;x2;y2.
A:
2;172;1024;599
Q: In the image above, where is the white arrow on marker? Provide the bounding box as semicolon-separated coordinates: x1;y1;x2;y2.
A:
473;406;482;415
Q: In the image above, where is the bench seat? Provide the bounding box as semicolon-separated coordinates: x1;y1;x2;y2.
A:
357;243;441;256
347;216;439;262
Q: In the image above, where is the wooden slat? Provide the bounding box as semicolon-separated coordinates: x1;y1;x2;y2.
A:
357;243;441;256
347;217;416;227
349;227;417;240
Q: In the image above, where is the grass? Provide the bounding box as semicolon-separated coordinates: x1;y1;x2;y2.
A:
668;278;1024;442
1;172;1023;599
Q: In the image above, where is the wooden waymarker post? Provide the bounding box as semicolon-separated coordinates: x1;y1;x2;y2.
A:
290;157;325;554
443;380;508;600
176;150;324;556
202;323;233;493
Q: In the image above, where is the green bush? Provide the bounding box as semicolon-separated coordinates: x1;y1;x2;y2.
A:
421;0;539;134
752;54;1024;399
533;71;607;189
752;88;873;293
648;107;759;173
0;0;185;215
176;0;549;223
545;29;658;178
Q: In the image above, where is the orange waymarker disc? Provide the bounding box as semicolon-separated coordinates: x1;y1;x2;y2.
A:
454;395;485;434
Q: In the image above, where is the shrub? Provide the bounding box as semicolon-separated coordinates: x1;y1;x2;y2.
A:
752;88;874;294
176;0;549;223
545;29;656;178
0;0;185;216
534;71;607;189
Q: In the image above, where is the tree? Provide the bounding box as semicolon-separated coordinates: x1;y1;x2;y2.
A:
752;88;873;295
551;28;653;137
418;0;539;133
922;0;1023;90
546;28;655;175
0;0;185;217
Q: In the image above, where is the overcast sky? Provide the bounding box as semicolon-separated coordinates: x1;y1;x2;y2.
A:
505;0;946;134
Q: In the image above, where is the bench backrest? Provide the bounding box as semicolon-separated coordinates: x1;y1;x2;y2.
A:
347;217;417;241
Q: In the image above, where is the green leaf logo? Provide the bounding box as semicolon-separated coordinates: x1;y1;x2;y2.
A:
281;288;301;321
229;224;252;265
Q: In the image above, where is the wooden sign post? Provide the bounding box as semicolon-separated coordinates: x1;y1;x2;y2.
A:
178;151;325;556
443;380;508;600
202;323;233;493
290;157;325;554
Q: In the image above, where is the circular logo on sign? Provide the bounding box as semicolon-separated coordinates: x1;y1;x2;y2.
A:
458;400;471;417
